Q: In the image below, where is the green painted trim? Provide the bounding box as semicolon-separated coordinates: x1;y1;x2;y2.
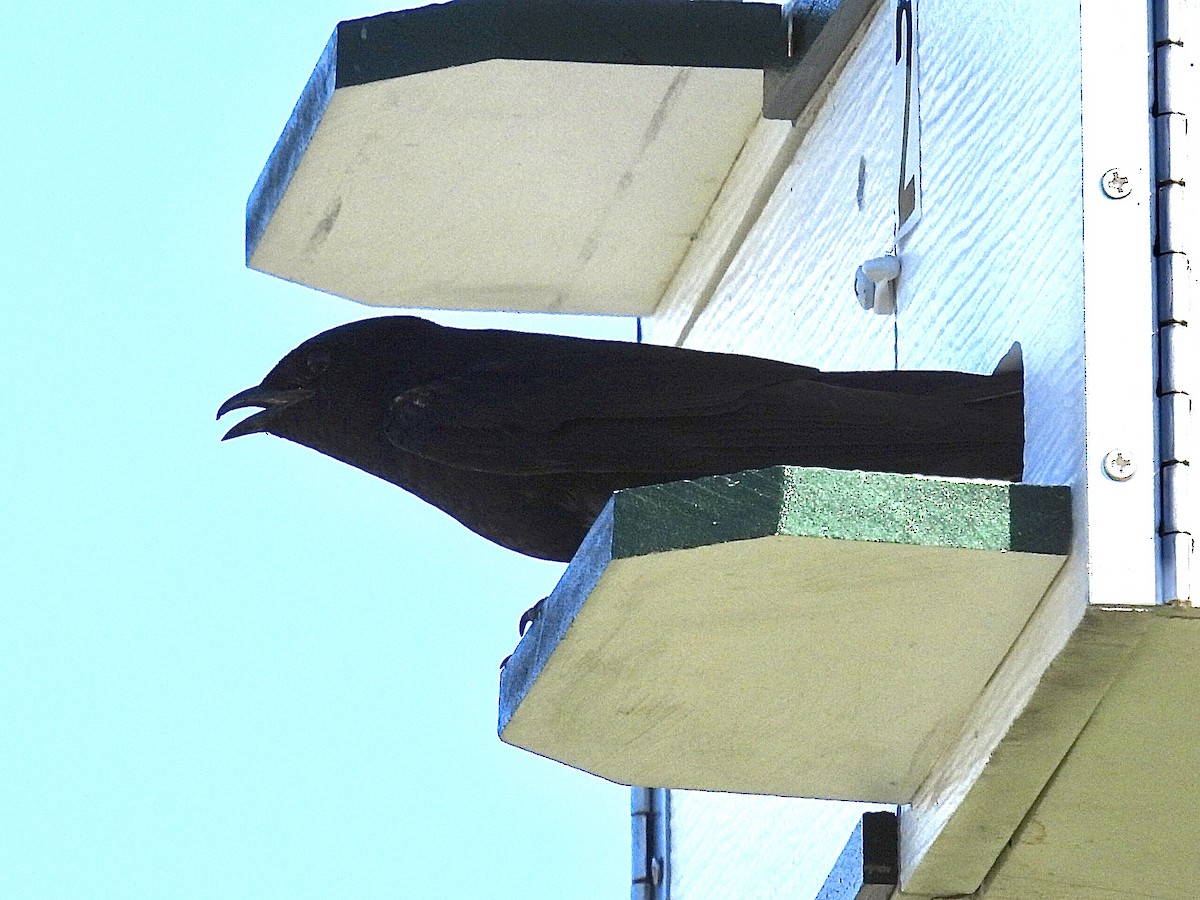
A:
335;0;791;88
610;467;1071;559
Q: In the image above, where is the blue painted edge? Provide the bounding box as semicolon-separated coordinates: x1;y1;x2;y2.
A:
245;30;338;265
814;810;899;899
498;497;616;735
814;819;865;900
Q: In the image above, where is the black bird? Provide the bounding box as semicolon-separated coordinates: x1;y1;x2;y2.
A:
218;316;1023;562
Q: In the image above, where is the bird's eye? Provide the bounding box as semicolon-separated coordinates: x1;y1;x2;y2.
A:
306;350;330;375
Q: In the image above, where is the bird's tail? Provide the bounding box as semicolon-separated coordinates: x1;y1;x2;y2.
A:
813;344;1025;482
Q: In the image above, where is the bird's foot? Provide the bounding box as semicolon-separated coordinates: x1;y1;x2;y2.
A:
519;597;547;636
501;597;550;671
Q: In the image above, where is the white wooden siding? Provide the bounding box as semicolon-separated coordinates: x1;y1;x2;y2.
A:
645;0;1124;894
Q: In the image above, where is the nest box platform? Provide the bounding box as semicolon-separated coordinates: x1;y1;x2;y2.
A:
246;0;799;315
499;467;1071;803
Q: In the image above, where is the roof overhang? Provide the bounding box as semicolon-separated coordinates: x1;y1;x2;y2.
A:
246;0;803;315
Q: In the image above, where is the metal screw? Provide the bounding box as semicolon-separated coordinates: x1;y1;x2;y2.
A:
1103;449;1136;481
1101;168;1132;199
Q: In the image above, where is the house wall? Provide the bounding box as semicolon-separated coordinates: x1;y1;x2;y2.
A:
668;794;884;899
645;0;1104;894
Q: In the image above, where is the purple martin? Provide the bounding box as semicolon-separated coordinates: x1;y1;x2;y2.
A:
219;316;1023;562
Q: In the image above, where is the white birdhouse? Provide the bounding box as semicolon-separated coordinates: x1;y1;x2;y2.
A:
247;0;1194;896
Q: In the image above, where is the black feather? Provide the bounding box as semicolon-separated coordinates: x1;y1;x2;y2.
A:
219;316;1023;561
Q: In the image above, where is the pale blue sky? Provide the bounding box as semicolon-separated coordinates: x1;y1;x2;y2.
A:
2;2;632;895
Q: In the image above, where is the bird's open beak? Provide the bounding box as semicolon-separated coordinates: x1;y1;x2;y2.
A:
217;385;314;440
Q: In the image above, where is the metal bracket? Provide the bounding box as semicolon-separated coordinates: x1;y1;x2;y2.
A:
766;0;881;121
1153;0;1193;604
632;788;669;899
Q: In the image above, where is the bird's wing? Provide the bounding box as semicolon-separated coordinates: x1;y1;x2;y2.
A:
384;336;977;476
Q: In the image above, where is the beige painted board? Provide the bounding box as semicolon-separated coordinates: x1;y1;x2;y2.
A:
249;60;762;315
971;607;1200;900
641;116;797;347
501;532;1064;803
899;601;1148;895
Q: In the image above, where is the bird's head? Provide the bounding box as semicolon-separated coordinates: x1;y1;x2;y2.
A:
217;316;440;454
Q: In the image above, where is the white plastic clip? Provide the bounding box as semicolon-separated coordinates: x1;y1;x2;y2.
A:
854;255;901;315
